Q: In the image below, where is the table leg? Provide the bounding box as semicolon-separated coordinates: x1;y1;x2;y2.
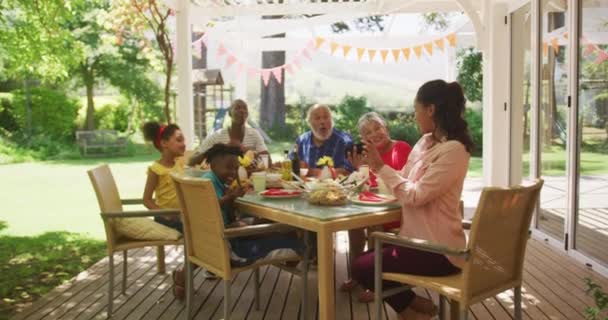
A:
317;229;334;320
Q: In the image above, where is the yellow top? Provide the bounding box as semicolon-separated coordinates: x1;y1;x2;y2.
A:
148;161;183;209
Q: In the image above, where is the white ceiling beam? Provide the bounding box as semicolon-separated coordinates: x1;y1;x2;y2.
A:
188;0;469;19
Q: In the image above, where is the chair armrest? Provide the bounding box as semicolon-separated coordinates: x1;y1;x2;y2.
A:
101;209;181;219
223;223;295;239
370;231;469;258
462;219;472;230
121;198;145;205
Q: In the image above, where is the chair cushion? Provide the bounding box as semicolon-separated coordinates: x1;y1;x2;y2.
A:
114;218;181;241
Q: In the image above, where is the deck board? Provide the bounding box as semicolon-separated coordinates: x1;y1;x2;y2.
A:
11;235;607;320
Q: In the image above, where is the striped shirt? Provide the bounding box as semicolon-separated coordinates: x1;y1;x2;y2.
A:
197;127;268;154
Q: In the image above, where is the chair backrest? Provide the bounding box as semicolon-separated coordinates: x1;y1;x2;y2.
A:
171;174;231;277
87;164;123;214
461;179;543;302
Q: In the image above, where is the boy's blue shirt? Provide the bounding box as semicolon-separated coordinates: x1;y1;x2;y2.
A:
202;171;232;226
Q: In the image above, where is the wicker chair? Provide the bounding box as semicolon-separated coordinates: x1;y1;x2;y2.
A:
371;179;543;320
87;164;183;317
171;174;310;320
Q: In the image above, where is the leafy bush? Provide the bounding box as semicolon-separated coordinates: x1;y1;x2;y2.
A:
11;88;80;141
465;107;483;156
457;47;483;103
0;97;18;134
584;277;608;320
387;113;421;146
333;95;372;140
95;102;130;132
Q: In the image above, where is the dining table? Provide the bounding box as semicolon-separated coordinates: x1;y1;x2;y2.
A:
236;193;401;320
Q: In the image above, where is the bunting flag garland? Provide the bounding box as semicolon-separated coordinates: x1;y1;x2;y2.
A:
217;43;227;56
402;48;411;61
342;45;352;57
424;42;433;56
596;50;608;64
550;38;559;54
543;41;549;57
391;49;400;62
413;45;422;59
302;48;312;61
435;38;445;52
225;55;237;68
284;64;294;75
368;49;377;62
261;70;271;86
315;37;326;49
312;32;456;63
356;48;366;61
271;68;283;84
330;42;340;55
380;50;389;63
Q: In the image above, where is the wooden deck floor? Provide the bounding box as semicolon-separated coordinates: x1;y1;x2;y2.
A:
11;232;608;320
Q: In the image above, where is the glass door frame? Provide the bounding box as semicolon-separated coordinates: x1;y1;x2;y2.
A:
509;0;608;277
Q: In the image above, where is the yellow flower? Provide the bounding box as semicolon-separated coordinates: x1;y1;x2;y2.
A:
238;150;256;167
316;156;334;167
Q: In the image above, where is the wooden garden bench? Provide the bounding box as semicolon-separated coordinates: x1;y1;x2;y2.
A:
76;130;128;157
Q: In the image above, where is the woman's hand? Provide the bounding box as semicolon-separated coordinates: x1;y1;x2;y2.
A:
347;145;364;169
362;139;384;172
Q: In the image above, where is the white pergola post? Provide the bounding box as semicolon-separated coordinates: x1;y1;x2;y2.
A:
175;0;195;148
481;1;511;187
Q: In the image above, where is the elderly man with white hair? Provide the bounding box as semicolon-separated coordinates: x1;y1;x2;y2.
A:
292;104;354;175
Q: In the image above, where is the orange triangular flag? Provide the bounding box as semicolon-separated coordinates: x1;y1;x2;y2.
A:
330;41;340;55
435;38;445;52
402;48;411;60
315;37;325;49
413;45;422;59
551;38;559;54
391;49;401;62
342;45;352;57
380;50;389;63
356;48;366;61
368;49;377;62
543;41;548;57
446;33;456;47
424;42;433;55
563;32;568;39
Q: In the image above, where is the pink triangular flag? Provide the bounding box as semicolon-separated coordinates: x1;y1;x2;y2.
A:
225;55;237;68
595;50;608;64
217;43;227;56
302;49;312;61
293;58;301;69
201;36;208;47
247;67;257;78
584;43;596;56
271;68;283;84
284;64;294;75
307;40;315;51
261;69;271;86
236;63;245;76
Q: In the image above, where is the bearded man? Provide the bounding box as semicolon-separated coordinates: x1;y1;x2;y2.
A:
293;104;353;175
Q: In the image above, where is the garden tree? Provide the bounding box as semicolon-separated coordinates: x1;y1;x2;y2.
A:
65;0;159;130
110;0;175;122
456;47;483;102
0;0;80;82
580;48;608;142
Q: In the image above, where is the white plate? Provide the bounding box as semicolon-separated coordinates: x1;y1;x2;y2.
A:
349;194;397;206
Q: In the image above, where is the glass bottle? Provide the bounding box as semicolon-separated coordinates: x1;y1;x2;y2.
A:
291;144;300;178
281;150;292;180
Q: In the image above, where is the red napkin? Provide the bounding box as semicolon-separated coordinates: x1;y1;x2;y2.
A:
262;189;301;196
358;191;385;202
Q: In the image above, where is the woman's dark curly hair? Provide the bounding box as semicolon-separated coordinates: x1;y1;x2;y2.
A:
415;80;474;153
142;121;180;150
202;143;243;163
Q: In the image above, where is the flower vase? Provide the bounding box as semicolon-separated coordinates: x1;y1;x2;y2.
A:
238;166;248;181
318;166;336;180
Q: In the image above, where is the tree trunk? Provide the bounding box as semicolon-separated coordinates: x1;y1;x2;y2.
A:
83;66;96;130
164;58;172;123
260;25;286;130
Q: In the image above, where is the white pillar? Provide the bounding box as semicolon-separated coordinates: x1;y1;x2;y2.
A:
175;0;195;148
481;2;511;187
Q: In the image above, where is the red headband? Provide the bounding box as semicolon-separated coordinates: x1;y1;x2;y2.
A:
154;125;167;148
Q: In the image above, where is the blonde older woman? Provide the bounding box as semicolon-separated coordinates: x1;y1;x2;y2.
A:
342;112;411;292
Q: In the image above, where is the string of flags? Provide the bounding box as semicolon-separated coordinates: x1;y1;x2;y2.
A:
191;34;316;86
313;33;457;63
543;32;608;64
